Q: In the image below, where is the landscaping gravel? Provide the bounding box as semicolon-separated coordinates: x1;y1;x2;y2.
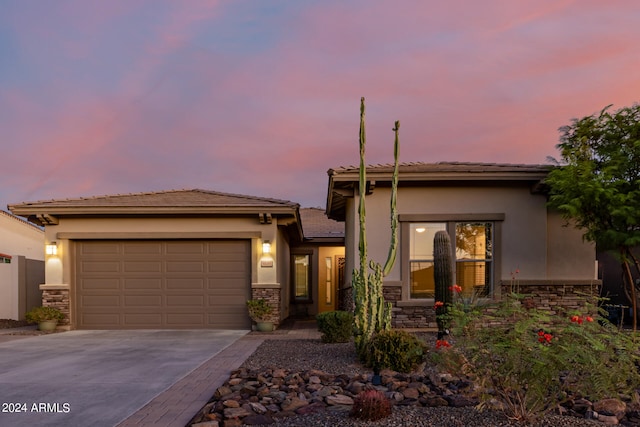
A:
236;339;604;427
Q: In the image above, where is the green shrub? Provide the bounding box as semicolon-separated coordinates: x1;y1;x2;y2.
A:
25;306;65;323
430;294;640;423
316;311;354;343
363;329;427;373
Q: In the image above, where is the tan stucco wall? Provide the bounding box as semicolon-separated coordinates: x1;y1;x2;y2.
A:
546;211;596;280
343;184;596;290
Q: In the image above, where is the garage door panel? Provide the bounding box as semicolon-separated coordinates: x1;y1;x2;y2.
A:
76;239;251;329
167;295;205;306
81;243;121;255
81;313;121;327
124;278;163;290
166;278;204;289
81;261;120;273
124;295;162;307
80;278;121;290
81;295;121;307
166;261;205;273
124;313;163;326
167;242;206;254
123;242;163;255
123;261;162;273
167;313;205;325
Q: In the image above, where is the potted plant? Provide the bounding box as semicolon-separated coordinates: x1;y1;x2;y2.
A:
25;306;65;332
246;298;274;332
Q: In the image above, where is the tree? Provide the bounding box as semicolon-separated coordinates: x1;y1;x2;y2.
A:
352;97;400;358
546;103;640;329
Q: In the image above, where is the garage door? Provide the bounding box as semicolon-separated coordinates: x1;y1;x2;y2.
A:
75;240;251;329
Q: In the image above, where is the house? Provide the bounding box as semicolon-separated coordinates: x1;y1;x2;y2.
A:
0;210;45;320
8;190;304;330
326;162;600;328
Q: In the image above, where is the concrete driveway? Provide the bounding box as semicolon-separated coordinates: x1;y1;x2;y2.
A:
0;329;247;427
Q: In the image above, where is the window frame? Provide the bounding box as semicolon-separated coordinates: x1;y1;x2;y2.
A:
400;214;503;302
291;250;313;303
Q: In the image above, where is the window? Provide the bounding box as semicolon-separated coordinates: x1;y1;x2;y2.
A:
408;221;494;299
455;222;492;297
409;223;446;298
292;253;312;302
0;254;11;264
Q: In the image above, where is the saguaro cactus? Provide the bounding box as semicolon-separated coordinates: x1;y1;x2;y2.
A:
352;97;400;358
433;230;453;337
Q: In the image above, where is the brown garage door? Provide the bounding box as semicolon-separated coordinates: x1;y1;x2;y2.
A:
75;240;251;329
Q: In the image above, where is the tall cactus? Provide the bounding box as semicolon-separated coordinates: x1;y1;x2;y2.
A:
353;97;400;358
433;230;453;337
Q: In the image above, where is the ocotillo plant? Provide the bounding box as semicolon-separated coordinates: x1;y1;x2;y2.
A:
434;230;453;338
352;97;400;359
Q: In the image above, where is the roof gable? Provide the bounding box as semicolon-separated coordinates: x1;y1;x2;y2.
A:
300;208;344;241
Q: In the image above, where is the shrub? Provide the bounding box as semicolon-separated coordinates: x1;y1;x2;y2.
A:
25;306;65;323
429;294;640;423
316;311;353;343
363;329;427;373
246;299;272;322
350;389;392;421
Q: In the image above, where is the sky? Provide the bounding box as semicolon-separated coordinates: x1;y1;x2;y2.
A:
1;0;640;211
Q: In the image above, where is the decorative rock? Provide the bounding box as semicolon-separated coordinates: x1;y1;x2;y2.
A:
425;396;449;407
215;386;233;398
222;400;239;408
295;402;327;415
594;398;626;420
308;375;321;384
401;387;420;399
281;397;309;412
325;394;354;405
248;402;267;414
597;414;619;425
192;421;219;427
223;407;250;419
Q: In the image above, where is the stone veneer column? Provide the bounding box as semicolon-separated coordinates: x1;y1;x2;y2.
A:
251;286;281;325
39;284;71;328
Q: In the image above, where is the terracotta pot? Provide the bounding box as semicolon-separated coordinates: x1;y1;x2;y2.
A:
256;321;273;332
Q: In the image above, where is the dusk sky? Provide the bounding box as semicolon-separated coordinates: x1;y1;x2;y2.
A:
2;1;640;211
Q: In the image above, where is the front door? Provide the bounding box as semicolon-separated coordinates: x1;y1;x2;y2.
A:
317;249;344;314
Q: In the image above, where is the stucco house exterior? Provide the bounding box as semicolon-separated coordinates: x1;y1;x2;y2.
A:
0;210;45;320
326;162;600;328
8;190;303;330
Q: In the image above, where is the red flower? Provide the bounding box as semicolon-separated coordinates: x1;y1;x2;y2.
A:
433;301;444;310
571;315;583;324
450;284;462;293
537;329;545;336
544;333;553;343
586;316;594;322
436;339;451;349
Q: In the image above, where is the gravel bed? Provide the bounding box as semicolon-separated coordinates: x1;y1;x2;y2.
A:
239;338;602;427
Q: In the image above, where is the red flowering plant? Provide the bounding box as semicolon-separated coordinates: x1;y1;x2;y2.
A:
429;294;640;423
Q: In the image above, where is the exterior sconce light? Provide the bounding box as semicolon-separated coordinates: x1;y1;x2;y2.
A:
262;240;271;254
46;242;58;256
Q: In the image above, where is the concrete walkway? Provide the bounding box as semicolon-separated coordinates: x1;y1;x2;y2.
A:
119;320;321;427
0;329;248;427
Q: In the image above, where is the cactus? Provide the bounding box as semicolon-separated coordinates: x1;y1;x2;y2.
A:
433;230;453;337
352;97;400;359
350;389;392;421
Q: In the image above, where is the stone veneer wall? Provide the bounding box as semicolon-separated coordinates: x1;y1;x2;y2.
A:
381;280;601;329
41;287;70;326
251;286;281;325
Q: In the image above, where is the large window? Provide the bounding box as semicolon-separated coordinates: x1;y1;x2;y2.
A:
409;222;494;299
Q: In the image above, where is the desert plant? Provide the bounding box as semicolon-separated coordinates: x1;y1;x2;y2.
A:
25;306;65;323
316;311;354;343
246;299;272;322
430;294;640;423
363;329;427;373
433;230;453;337
350;389;392;421
352;97;400;360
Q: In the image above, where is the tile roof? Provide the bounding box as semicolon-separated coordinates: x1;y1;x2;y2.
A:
9;189;298;210
0;209;43;231
328;161;552;176
300;208;344;239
